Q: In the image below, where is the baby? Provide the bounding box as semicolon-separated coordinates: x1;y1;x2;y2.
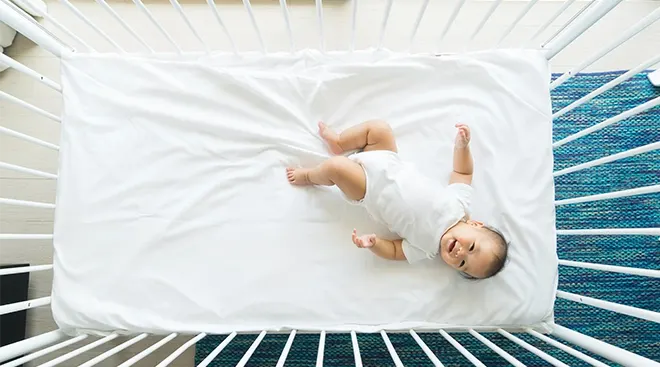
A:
286;120;508;279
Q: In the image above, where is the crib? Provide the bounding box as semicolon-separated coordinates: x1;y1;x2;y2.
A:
0;0;658;366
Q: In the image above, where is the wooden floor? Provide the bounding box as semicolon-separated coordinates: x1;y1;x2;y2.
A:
0;0;659;365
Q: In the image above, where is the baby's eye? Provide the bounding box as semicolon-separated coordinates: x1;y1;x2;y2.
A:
469;243;475;252
459;260;465;268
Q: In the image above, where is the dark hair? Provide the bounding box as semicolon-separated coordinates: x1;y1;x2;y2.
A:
460;225;509;280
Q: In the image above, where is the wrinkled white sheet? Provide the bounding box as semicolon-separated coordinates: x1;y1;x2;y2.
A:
53;49;557;335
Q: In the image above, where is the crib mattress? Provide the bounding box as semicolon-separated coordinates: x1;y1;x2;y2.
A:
53;49;557;335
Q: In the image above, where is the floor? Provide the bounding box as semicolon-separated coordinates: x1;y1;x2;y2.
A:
0;0;658;366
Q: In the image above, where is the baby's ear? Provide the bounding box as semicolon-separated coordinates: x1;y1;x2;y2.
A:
467;220;484;227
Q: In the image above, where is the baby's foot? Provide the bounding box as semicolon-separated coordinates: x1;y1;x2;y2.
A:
286;167;312;185
318;121;343;155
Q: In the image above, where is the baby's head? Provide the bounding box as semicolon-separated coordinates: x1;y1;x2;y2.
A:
440;220;508;279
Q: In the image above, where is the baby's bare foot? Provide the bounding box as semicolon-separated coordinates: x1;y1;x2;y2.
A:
318;121;343;155
286;167;312;185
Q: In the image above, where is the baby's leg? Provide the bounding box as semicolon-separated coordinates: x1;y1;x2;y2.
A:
319;120;397;154
286;156;366;201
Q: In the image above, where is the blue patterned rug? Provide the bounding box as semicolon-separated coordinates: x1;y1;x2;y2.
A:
195;71;660;366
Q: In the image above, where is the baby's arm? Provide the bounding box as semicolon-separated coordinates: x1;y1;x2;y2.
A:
450;124;473;185
351;230;406;261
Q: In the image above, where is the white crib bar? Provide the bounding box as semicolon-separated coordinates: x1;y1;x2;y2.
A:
380;331;404;367
0;91;61;122
316;330;326;367
155;332;206;367
542;0;622;60
553;96;660;148
95;0;153;52
553;53;660;119
554;143;660;177
551;7;660;89
1;335;88;367
559;259;660;278
207;0;237;54
315;0;325;52
350;0;358;51
525;329;609;367
524;0;576;47
377;0;394;50
169;0;209;53
0;126;59;151
0;0;71;56
468;0;502;43
468;330;525;367
242;0;265;53
131;0;182;54
495;0;539;47
118;333;177;367
236;330;266;367
0;54;61;91
409;330;444;367
278;0;294;52
60;0;124;52
0;264;53;276
0;233;53;240
497;329;569;367
439;330;485;367
557;290;660;323
275;330;296;367
0;198;55;209
0;330;66;364
555;185;660;205
437;0;466;49
408;0;430;48
197;332;237;367
0;297;50;316
38;333;118;367
0;162;57;179
552;324;660;366
351;331;363;367
79;333;148;367
557;228;660;236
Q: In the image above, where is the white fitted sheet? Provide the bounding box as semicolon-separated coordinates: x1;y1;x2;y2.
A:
53;49;558;335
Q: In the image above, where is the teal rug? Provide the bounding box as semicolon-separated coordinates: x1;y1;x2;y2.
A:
194;71;660;366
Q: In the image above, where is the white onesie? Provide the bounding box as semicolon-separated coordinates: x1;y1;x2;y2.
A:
348;150;473;262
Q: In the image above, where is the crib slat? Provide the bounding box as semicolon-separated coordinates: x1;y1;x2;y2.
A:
0;330;66;364
553;96;660;147
495;0;539;47
468;330;525;367
468;0;502;43
131;0;181;53
236;330;266;367
118;333;177;367
497;329;569;367
275;330;296;367
79;333;148;367
278;0;294;52
558;260;660;278
0;161;57;179
0;234;53;240
557;228;660;236
197;332;237;367
380;331;403;367
377;0;394;50
438;0;466;49
524;0;577;46
95;0;153;52
0;297;50;316
409;330;444;367
557;291;660;323
155;333;206;367
439;330;485;367
408;0;429;49
0;53;61;91
552;324;660;366
60;0;125;52
0;198;55;209
0;126;58;150
0;264;53;276
555;185;660;205
551;7;660;89
169;0;209;53
315;0;325;52
554;144;660;177
525;329;610;367
206;0;237;54
350;0;358;51
38;333;119;367
316;330;326;367
242;0;265;53
0;90;60;122
1;335;88;367
351;331;363;367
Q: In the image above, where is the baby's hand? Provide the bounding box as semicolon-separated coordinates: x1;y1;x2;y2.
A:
352;229;377;248
455;123;471;148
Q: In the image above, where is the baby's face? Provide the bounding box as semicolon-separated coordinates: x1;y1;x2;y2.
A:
439;221;498;279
